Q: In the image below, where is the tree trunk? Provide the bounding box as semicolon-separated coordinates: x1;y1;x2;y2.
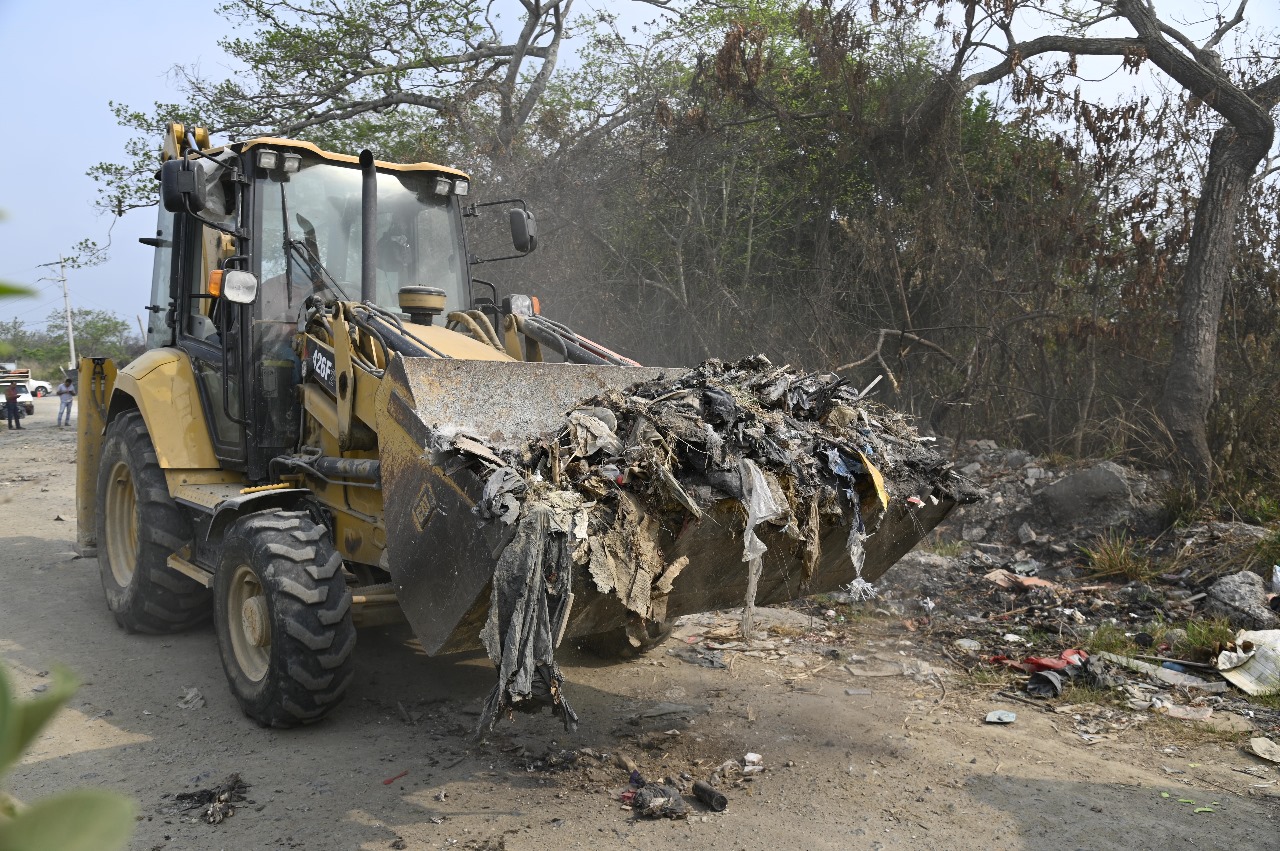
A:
1157;125;1268;489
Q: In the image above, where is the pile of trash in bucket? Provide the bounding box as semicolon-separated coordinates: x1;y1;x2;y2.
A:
474;355;965;730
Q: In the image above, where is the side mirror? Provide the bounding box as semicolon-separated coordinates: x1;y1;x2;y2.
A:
508;208;538;254
160;159;207;214
222;270;259;304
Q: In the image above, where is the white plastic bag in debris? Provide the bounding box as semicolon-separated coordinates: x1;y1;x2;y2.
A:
739;458;785;562
739;458;785;639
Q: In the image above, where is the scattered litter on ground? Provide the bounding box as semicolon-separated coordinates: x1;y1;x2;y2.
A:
1216;630;1280;696
1095;652;1228;692
176;687;205;710
692;780;728;811
1026;670;1065;698
172;773;250;824
632;784;689;819
985;710;1017;724
1161;705;1214;722
1249;738;1280;764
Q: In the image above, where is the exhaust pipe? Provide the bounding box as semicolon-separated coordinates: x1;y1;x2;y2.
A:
360;149;377;304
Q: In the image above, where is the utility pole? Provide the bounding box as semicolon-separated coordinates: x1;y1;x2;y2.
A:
37;256;77;373
59;257;76;371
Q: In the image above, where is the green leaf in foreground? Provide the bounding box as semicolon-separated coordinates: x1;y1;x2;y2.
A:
0;667;78;778
0;789;135;851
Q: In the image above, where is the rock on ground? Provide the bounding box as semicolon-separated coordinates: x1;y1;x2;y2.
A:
1204;570;1280;630
1033;461;1134;528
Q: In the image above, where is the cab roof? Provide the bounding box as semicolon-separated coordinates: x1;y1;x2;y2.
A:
221;137;469;179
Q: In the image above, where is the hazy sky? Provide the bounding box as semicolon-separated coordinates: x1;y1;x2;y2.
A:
0;1;1276;338
0;0;231;336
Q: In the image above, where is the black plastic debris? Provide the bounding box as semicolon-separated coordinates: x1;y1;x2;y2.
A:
173;773;250;824
692;780;728;811
1026;670;1065;698
633;784;690;819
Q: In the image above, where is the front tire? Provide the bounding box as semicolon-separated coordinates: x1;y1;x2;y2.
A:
214;510;355;727
96;411;209;633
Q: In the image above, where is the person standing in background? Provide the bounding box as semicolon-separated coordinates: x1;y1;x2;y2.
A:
55;377;76;427
5;382;22;430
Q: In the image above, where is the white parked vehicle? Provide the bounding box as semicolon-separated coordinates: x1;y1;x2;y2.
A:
2;382;35;415
1;369;49;399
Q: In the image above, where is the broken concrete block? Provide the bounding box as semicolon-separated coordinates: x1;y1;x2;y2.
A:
1034;461;1133;527
1203;571;1280;630
962;525;988;542
1003;450;1031;468
1017;522;1036;545
960;461;983;476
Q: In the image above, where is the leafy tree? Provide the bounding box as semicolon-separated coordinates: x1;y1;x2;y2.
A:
46;308;138;364
0;309;141;378
897;0;1280;487
91;0;678;214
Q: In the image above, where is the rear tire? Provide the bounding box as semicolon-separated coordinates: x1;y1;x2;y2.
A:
96;411;209;633
213;510;355;727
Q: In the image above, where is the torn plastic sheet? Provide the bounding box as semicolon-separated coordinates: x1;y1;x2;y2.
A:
479;467;527;525
566;407;624;457
739;458;787;638
1216;630;1280;696
842;493;877;601
739;458;785;562
478;502;579;732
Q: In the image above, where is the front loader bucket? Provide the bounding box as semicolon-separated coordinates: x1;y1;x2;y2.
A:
375;356;959;656
376;357;674;654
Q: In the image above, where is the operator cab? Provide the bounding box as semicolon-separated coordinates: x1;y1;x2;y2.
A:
251;145;471;322
144;129;479;480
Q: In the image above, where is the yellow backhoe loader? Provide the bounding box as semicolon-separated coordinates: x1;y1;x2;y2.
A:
76;124;963;728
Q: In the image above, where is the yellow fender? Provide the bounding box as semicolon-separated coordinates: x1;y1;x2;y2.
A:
77;349;222;554
75;357;117;555
109;348;220;469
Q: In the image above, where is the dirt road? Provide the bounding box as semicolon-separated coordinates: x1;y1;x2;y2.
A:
2;401;1276;850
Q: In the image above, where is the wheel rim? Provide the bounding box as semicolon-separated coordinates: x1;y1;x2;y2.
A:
227;564;271;682
104;460;138;586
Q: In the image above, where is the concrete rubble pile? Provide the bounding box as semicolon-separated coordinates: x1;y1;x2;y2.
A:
469;355;965;731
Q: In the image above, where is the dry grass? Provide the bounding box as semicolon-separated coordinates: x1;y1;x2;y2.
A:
1079;530;1156;581
925;537;967;558
1137;713;1253;748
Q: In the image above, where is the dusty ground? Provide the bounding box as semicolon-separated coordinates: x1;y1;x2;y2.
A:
2;401;1277;850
